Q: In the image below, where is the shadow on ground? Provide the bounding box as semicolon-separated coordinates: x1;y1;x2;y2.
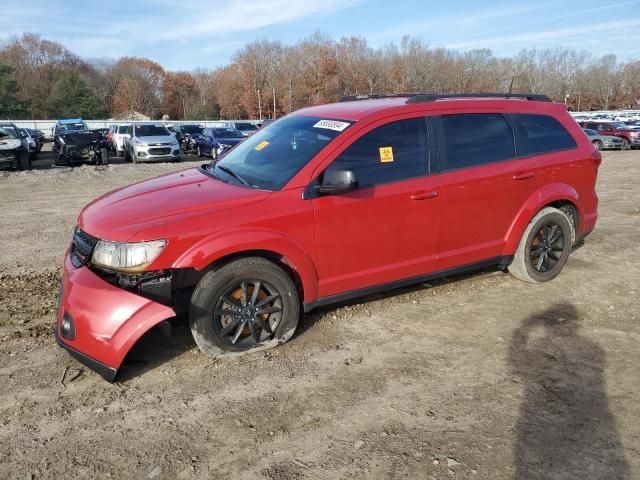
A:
117;318;196;381
510;303;629;479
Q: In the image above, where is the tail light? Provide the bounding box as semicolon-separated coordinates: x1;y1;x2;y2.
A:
590;150;602;173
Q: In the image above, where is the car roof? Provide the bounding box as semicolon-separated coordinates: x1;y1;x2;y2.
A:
294;96;562;122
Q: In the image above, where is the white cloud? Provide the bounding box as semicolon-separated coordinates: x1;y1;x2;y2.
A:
0;0;360;60
448;0;640;46
376;2;550;41
446;18;640;50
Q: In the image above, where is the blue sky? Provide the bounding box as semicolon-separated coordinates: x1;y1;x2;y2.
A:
2;0;640;70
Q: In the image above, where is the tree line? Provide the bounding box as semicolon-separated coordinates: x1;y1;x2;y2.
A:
1;32;639;120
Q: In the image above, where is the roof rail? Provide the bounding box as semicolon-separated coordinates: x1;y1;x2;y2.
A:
406;93;552;104
339;94;417;102
338;93;552;103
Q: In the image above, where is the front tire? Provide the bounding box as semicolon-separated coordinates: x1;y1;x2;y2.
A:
508;207;572;283
621;139;630;150
189;257;300;358
592;140;603;151
100;147;109;165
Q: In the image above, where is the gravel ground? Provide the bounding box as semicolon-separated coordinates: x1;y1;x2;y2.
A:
0;149;638;479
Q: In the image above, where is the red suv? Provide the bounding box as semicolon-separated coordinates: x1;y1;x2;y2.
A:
578;120;640;149
55;93;600;381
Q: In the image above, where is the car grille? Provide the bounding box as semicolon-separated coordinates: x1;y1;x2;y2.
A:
148;147;172;155
70;227;99;268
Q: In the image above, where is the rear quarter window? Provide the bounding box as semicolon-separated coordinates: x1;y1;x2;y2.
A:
512;114;577;156
439;113;515;171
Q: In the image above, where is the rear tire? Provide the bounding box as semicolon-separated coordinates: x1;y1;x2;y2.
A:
509;207;572;283
189;257;300;358
17;151;30;170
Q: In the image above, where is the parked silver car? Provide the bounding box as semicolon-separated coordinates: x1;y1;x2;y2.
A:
124;123;181;163
583;129;624;151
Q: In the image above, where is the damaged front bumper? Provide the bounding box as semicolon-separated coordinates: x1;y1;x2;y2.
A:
55;251;176;381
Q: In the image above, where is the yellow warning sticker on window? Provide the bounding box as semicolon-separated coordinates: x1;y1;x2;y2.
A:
255;140;270;151
379;146;394;163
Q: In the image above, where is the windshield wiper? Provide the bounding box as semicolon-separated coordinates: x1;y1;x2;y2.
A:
216;164;251;187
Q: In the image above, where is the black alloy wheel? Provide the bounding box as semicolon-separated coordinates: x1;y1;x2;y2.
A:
529;223;565;274
213;280;283;349
189;257;300;357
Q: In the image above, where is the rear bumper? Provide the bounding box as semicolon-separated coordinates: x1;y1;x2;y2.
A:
55;251;176;381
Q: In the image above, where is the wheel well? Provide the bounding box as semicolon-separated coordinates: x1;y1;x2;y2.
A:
546;200;579;242
204;250;305;301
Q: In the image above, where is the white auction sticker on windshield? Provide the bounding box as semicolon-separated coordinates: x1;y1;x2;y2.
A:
313;120;350;132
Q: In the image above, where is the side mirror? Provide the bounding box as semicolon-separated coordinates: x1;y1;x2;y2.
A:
315;168;358;195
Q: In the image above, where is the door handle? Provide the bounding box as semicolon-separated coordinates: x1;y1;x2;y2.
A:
513;172;535;180
410;191;439;200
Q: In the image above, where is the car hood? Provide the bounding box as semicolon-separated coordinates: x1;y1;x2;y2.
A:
59;130;100;147
79;167;271;241
0;138;22;150
137;135;175;144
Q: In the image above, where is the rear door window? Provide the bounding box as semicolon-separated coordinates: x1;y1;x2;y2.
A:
438;114;515;171
327;117;428;188
512;114;577;156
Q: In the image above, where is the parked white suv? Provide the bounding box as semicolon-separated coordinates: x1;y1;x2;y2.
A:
113;124;131;157
124;123;181;163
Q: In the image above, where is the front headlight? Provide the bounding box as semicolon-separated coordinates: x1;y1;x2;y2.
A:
91;239;167;273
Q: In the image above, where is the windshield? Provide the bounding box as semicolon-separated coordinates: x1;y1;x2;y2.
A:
0;126;19;139
209;115;353;190
182;125;203;135
584;129;597;136
59;122;88;132
611;122;627;129
117;125;130;133
236;123;258;131
213;128;243;138
135;124;170;137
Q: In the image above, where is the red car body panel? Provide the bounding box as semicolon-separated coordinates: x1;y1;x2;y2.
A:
58;253;175;374
56;97;599;380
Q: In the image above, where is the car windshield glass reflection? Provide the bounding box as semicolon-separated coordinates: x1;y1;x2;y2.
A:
136;125;169;137
213;128;242;138
209;115;352;191
0;127;19;139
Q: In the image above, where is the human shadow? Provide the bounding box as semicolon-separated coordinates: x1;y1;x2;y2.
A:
509;303;629;479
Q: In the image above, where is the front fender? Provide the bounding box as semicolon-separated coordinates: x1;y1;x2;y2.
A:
503;183;580;255
173;228;319;302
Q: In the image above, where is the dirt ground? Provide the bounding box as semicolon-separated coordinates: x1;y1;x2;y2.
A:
0;148;638;480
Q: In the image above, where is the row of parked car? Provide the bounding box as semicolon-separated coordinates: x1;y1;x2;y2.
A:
1;118;264;171
0;123;48;170
578;119;640;151
106;121;260;163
